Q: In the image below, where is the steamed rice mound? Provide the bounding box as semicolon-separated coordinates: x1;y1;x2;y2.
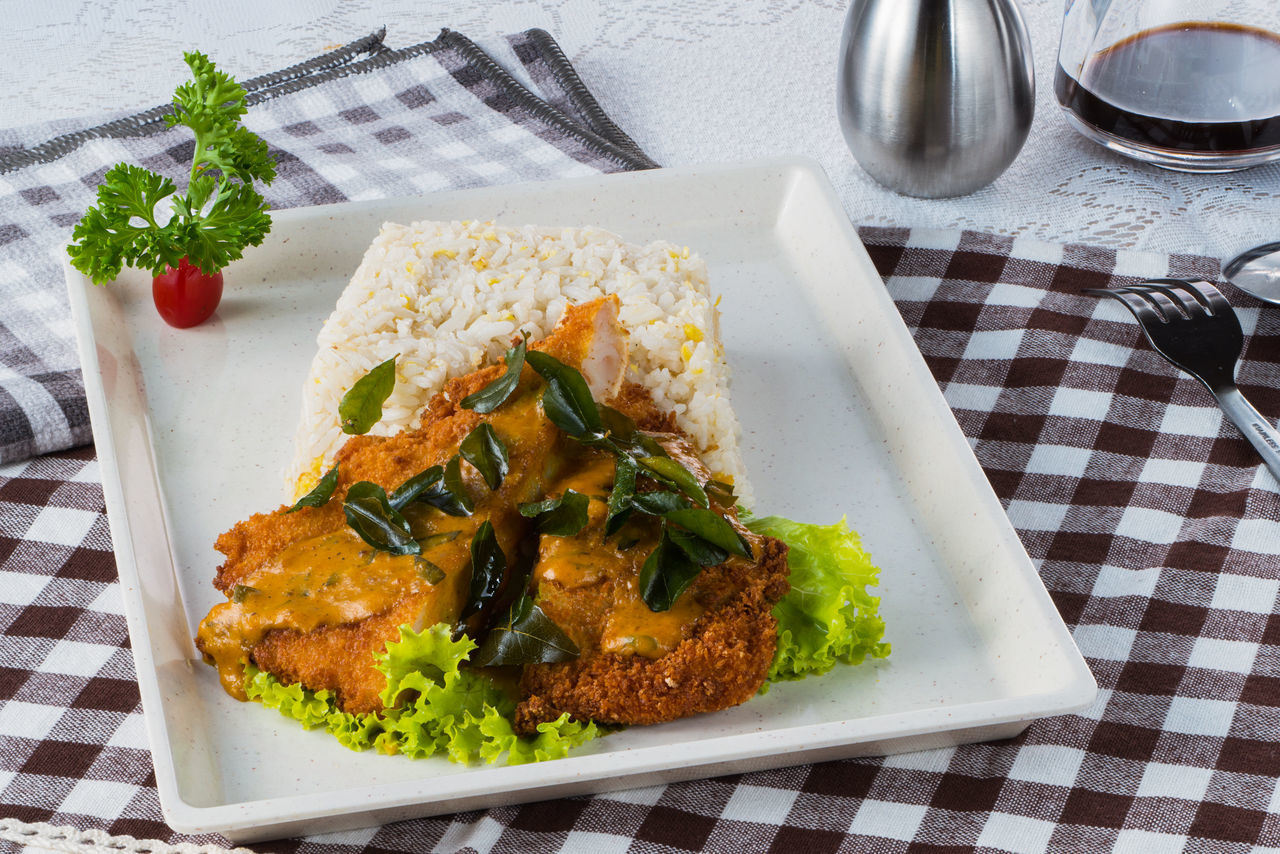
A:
289;220;750;504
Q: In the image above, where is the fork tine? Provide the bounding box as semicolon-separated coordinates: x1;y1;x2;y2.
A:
1180;280;1234;315
1085;287;1165;325
1113;286;1180;321
1128;282;1208;318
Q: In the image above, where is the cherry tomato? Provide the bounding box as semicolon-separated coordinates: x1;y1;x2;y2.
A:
152;258;223;328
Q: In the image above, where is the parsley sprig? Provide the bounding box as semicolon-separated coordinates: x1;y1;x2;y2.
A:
67;52;276;284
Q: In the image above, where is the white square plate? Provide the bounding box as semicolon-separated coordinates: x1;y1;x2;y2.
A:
66;158;1095;842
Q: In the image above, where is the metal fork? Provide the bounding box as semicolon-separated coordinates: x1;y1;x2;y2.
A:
1086;278;1280;483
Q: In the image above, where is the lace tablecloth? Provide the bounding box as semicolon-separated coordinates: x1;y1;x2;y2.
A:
2;0;1278;259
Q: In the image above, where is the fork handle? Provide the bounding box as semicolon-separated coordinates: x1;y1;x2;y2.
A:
1212;386;1280;485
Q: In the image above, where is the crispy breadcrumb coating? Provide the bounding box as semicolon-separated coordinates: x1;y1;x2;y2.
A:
198;296;789;729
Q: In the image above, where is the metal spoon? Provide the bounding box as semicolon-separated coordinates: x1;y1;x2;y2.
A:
1224;242;1280;304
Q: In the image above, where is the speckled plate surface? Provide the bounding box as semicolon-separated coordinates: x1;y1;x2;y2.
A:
66;158;1095;842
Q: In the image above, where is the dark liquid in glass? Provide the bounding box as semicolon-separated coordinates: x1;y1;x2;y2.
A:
1055;23;1280;153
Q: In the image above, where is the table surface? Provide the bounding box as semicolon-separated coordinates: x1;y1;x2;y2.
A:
2;0;1277;260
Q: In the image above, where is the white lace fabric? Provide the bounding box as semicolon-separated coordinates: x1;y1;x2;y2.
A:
2;0;1276;263
0;819;252;854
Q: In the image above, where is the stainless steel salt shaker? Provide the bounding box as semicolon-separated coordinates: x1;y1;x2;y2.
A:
837;0;1036;198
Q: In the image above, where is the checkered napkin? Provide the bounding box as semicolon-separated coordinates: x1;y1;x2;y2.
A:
4;28;1280;854
0;26;653;467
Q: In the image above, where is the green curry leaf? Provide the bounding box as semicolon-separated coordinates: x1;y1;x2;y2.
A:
339;356;397;435
630;490;688;516
526;350;603;439
638;456;709;508
441;455;475;516
343;481;420;555
518;489;590;537
388;465;443;511
605;454;638;537
668;526;729;567
471;593;580;667
284;464;339;513
665;507;752;559
461;334;528;413
459;423;509;491
231;584;258;603
638;524;702;612
459;520;506;623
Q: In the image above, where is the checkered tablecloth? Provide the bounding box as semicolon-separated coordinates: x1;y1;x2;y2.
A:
3;23;1280;854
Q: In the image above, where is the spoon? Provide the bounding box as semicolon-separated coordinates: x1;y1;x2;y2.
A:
1224;242;1280;304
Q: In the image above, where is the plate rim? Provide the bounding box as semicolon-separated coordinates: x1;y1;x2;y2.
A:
65;155;1096;838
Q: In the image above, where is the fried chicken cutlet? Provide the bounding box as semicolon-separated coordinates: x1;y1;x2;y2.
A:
517;430;790;731
196;296;789;734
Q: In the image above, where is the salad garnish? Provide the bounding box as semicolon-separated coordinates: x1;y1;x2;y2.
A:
67;52;277;328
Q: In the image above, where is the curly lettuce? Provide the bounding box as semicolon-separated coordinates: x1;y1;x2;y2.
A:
245;623;597;765
745;515;890;682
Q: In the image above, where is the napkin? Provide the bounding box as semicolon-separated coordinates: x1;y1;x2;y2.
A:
0;27;653;465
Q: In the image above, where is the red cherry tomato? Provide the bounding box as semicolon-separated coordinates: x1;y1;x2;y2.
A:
152;258;223;328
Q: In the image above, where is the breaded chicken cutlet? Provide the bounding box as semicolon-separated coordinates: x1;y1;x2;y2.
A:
196;297;789;733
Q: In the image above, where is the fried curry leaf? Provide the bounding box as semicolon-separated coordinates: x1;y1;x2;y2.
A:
598;404;638;442
460;423;509;490
441;455;475;515
339;356;397;435
392;462;471;517
343;481;420;555
471;593;580;667
414;556;446;584
705;479;737;506
605;506;634;539
596;404;645;456
230;584;258;603
605;454;637;537
636;434;671;459
417;530;461;550
668;526;729;567
598;404;669;459
630;489;689;516
284;464;339;513
526;350;603;439
665;507;752;559
460;521;505;622
389;465;444;511
518;489;590;537
461;334;528;413
615;533;642;551
517;497;561;516
638;456;709;508
639;524;703;612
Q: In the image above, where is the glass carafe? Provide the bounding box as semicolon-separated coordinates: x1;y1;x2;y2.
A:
1055;0;1280;172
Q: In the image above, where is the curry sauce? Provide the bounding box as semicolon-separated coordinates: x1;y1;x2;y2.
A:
197;297;788;730
533;449;703;658
198;528;446;698
197;382;552;699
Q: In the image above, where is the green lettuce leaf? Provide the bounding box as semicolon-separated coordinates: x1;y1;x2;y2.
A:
745;515;890;682
244;623;597;764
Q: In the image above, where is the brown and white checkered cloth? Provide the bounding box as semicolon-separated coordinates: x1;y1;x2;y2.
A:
3;24;1280;854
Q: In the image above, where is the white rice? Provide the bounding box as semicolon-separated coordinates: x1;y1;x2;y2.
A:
288;220;751;506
